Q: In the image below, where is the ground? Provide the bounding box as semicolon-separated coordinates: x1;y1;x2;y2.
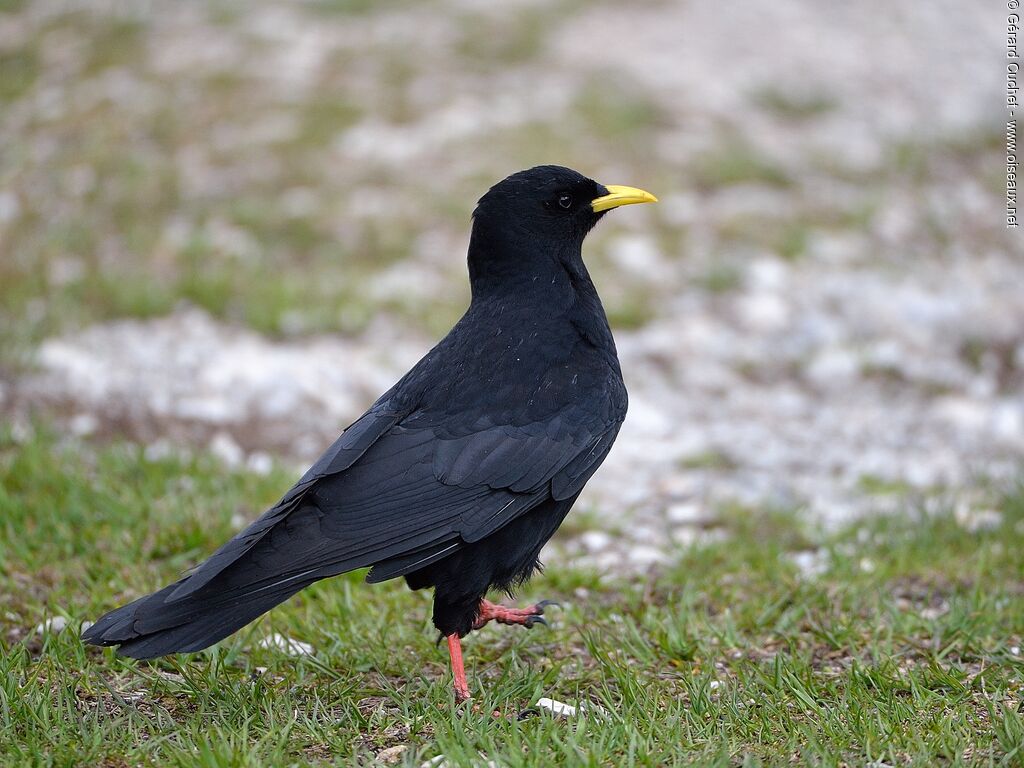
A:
2;428;1023;766
0;0;1021;765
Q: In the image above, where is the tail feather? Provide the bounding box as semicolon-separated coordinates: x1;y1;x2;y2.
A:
82;570;317;659
82;504;328;659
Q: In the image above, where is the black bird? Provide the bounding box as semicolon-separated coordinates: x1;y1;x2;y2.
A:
83;165;657;701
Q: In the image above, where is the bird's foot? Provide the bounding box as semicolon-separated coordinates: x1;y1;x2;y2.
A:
472;599;558;631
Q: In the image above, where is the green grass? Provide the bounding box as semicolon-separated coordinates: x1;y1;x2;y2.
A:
1;427;1022;766
690;139;793;190
752;87;838;122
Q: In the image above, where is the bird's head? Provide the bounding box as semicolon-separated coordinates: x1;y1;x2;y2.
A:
469;165;657;289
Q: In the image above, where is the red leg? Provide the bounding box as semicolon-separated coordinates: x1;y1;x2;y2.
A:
446;633;471;702
472;598;556;630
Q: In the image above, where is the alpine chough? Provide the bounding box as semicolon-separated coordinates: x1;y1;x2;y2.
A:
83;165;658;702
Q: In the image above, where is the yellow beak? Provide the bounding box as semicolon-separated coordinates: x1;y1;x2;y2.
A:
590;184;658;213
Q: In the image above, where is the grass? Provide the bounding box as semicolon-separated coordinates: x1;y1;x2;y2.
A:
752;87;838;122
0;5;1020;763
690;139;793;191
1;427;1022;766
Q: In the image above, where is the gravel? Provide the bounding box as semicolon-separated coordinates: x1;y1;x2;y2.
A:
17;258;1022;567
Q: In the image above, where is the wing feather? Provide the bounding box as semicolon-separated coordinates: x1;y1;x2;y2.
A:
172;359;625;594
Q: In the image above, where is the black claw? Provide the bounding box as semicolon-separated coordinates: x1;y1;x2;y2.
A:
534;599;561;614
524;615;548;629
517;708;540;721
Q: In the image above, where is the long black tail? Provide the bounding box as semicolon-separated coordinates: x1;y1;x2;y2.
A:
82;503;326;659
81;578;315;659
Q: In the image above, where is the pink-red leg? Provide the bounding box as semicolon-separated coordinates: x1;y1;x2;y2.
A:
446;633;471;702
445;600;558;703
472;598;556;630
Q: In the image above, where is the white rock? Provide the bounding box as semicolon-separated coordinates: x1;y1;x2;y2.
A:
34;616;68;635
666;502;704;525
535;697;606;720
68;413;99;436
993;401;1024;445
0;190;20;222
536;697;577;718
376;745;409;765
579;530;612;553
670;526;697;546
919;604;949;620
246;451;274;475
10;420;33;444
607;235;662;276
258;633;314;656
209;431;244;468
747;258;789;291
788;550;828;579
953;505;1002;533
805;349;859;386
737;291;790;331
933;397;988;432
48;257;86;287
627;545;668;568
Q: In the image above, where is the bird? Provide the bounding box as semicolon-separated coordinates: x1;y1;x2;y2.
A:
82;165;657;702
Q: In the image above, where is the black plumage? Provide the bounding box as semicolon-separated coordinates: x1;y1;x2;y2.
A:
83;165;657;700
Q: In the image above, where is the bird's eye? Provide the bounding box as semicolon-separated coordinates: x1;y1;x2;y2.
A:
558;194;572;209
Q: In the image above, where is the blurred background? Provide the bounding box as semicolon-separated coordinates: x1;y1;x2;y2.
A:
0;0;1019;568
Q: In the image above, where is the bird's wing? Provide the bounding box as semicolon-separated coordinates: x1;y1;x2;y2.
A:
310;388;623;578
168;375;624;597
167;399;404;598
427;414;620;537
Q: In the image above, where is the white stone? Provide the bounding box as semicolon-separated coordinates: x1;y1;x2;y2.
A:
68;413;98;436
246;451;274;475
48;257;86;287
805;349;859;386
536;697;577;718
747;258;789;291
377;745;409;765
209;432;244;468
788;550;828;579
627;545;668;568
258;633;314;656
993;401;1024;445
670;526;697;547
666;502;704;525
0;190;20;222
737;291;790;331
578;531;612;552
953;505;1002;533
607;235;662;276
919;605;949;620
34;616;68;634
